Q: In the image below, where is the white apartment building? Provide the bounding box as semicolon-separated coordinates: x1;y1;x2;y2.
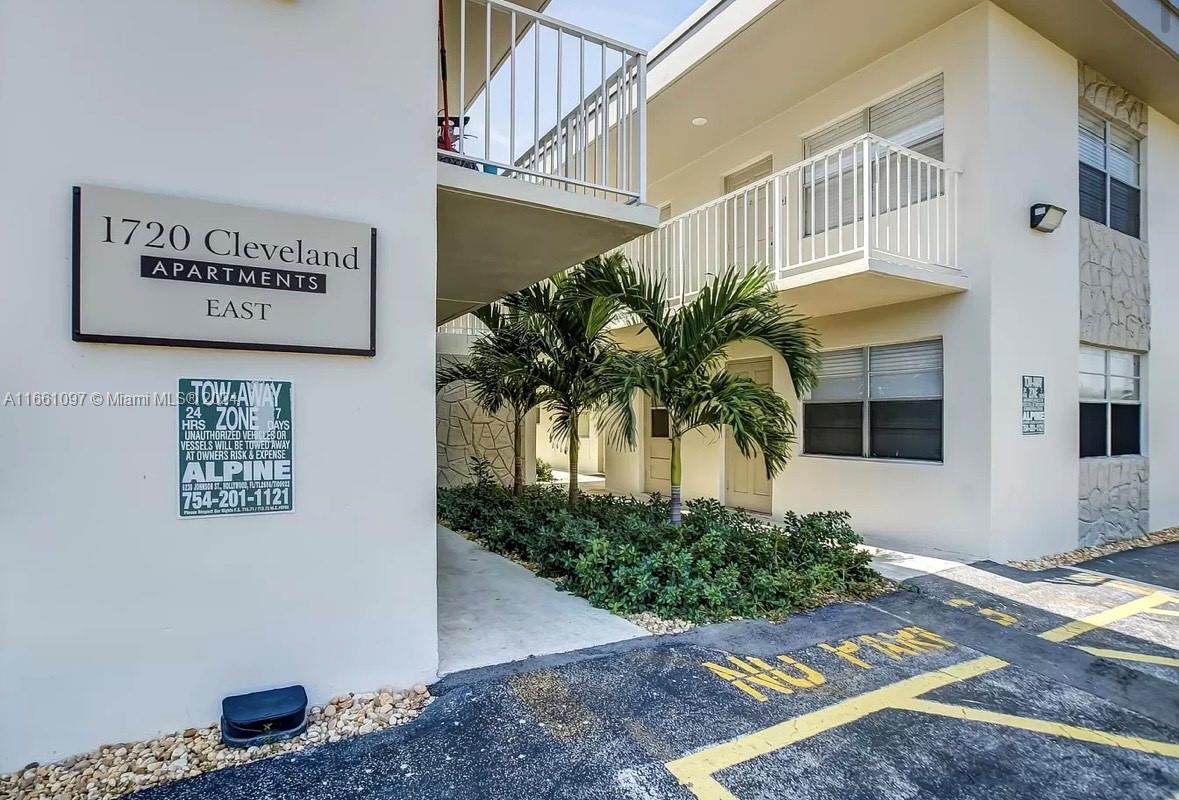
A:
1;0;655;771
461;0;1179;563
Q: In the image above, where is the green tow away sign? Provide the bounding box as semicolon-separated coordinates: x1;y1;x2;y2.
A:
178;378;293;517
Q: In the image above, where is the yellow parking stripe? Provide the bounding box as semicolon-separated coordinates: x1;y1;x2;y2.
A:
664;656;1007;800
1074;646;1179;668
667;591;1179;800
894;698;1179;758
1039;592;1173;643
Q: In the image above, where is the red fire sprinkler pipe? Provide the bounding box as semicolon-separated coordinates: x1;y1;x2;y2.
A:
438;0;455;152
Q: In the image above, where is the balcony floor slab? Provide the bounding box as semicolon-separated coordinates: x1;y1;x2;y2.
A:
772;254;969;318
438;163;658;323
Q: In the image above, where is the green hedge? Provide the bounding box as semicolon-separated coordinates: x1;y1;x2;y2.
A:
437;482;883;623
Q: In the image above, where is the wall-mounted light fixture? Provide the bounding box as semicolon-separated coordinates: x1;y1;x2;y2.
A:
1030;203;1067;233
691;117;708;127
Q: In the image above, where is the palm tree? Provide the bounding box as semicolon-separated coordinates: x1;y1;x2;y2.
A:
436;305;543;497
580;258;820;526
500;257;625;508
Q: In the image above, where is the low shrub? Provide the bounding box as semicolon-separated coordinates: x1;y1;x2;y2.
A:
438;483;883;623
535;459;555;482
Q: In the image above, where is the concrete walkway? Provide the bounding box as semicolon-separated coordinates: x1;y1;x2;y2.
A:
547;470;607;493
436;526;645;675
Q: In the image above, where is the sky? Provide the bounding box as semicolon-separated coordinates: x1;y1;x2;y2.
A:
543;0;706;52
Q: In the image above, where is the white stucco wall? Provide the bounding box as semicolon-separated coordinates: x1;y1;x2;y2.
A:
1146;109;1179;529
536;408;607;475
0;0;438;771
981;8;1080;561
607;4;1124;561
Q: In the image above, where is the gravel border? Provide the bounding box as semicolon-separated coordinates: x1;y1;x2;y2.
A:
1009;527;1179;571
623;612;697;635
1;686;431;800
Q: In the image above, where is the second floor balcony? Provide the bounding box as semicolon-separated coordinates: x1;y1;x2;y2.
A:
619;134;968;319
437;0;659;324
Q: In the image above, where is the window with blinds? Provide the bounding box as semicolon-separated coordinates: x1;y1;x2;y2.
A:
801;75;944;235
1079;345;1142;458
1079;107;1141;238
804;115;869;159
803;339;943;461
868;75;945;159
723;156;774;194
803;74;944;159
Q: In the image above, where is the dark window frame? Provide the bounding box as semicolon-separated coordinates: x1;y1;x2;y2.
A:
649;405;670;440
802;340;944;463
1078;109;1142;239
1079;345;1143;459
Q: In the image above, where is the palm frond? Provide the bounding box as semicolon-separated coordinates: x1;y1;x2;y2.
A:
572;253;669;342
680;371;795;477
596;349;662;450
435;358;477;395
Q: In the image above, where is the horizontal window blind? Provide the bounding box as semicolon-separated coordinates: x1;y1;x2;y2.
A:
810;348;866;402
803;338;945;462
1078;106;1142;237
803;114;867;158
869;339;943;373
723;156;774;194
1079;108;1107;169
1078;346;1143;458
1107;147;1138;186
1079;163;1107;223
1108;125;1140;185
869;75;944;150
819;348;867;377
869;340;943;400
1079;107;1106;137
802;75;945;159
1110;181;1140;237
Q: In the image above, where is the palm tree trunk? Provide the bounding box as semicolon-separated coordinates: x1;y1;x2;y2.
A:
567;409;580;508
512;411;525;498
669;435;682;526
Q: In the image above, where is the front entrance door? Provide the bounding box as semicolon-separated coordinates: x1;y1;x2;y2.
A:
725;358;773;513
644;399;672;496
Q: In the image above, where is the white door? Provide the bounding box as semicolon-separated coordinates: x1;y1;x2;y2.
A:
725;359;773;513
723;157;774;274
644;399;672;496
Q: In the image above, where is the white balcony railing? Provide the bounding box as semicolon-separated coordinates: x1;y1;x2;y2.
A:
619;134;960;306
437;315;488;337
439;0;647;205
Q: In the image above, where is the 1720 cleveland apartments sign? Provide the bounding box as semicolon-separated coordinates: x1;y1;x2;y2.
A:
73;185;375;355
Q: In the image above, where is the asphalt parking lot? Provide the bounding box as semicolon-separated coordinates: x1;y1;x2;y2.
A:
136;547;1179;800
1076;541;1179;591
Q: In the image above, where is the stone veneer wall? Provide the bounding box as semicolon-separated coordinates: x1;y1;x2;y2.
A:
1079;65;1147;137
436;356;516;488
1077;65;1150;545
1079;219;1150;351
1079;456;1150;546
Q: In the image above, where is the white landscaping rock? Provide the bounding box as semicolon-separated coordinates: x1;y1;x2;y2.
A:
624;612;696;635
1010;526;1179;571
0;685;433;800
